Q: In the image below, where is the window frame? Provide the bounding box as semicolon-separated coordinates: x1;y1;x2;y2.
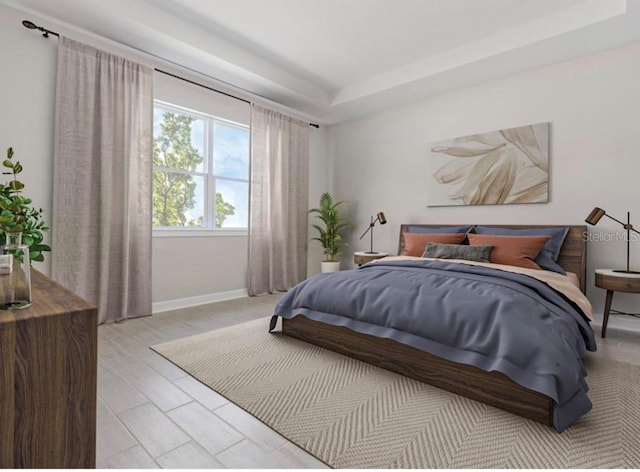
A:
152;100;250;236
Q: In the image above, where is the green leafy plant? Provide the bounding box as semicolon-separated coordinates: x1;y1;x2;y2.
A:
0;147;51;262
309;192;353;262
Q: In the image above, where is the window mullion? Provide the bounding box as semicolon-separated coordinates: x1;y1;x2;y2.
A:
213;176;249;184
153;166;206;178
206;118;216;228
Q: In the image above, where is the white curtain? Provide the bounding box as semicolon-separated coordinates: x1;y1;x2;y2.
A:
248;105;309;296
52;37;153;324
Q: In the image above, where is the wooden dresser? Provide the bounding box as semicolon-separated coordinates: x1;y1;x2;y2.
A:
0;270;97;468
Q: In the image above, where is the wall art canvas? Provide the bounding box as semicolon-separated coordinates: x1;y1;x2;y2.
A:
427;122;549;206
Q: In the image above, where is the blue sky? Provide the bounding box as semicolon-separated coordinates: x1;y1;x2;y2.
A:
216;178;248;227
213;123;249;180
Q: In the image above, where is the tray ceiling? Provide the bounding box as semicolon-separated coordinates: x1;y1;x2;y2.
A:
3;0;640;123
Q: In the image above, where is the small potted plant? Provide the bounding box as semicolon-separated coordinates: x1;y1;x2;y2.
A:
309;192;352;273
0;147;51;261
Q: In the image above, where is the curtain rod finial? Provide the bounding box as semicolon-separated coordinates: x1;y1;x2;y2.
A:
21;19;59;38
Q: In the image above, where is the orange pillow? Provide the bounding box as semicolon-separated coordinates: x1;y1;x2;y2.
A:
403;233;466;257
467;233;551;270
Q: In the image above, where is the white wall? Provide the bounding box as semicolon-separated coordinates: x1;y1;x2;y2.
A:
330;41;640;319
151;125;330;306
0;3;331;307
0;5;58;275
151;71;251;305
307;125;331;277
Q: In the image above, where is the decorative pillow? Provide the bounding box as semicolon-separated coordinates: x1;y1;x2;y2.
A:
474;226;570;274
422;243;493;262
403;233;466;257
467;233;551;270
406;225;473;234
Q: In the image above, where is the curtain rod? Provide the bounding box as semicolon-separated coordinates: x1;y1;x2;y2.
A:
21;19;320;128
22;20;58;38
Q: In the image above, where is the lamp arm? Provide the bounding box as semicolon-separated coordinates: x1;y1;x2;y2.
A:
359;225;373;240
603;213;640;235
603;213;628;227
360;215;377;240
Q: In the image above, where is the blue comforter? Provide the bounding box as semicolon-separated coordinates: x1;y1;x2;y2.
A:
270;259;596;432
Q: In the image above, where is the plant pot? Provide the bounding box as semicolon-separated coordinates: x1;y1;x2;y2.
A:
321;261;341;273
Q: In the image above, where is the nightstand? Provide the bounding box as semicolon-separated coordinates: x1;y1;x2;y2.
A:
354;251;388;266
595;269;640;338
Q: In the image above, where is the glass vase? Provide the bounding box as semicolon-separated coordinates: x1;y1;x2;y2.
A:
0;232;32;310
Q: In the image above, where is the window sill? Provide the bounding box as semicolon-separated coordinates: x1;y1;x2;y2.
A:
153;228;248;238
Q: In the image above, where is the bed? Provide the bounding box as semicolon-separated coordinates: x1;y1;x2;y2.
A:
270;225;595;432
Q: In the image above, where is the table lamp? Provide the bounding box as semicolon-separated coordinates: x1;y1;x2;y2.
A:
585;207;640;274
359;212;387;254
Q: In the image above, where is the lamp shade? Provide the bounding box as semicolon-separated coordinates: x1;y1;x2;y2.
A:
585;207;606;225
377;212;387;225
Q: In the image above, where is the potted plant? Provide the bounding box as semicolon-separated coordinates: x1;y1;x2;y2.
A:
309;192;352;273
0;147;51;261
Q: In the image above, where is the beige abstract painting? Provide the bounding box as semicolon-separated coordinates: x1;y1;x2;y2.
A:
427;122;549;206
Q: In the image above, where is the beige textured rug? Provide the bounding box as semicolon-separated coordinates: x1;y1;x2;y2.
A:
152;318;640;468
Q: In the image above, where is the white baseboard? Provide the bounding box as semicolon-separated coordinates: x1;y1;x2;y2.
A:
152;288;249;314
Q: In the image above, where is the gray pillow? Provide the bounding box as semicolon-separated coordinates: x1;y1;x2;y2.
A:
407;225;473;234
423;242;493;263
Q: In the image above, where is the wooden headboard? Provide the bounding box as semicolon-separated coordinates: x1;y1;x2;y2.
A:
398;225;587;294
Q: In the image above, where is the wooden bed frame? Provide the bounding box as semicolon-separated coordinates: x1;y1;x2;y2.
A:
282;225;587;427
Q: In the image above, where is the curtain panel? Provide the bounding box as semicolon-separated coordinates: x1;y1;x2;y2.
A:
248;105;309;296
52;37;153;324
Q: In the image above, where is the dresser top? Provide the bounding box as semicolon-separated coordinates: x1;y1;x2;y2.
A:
0;269;96;324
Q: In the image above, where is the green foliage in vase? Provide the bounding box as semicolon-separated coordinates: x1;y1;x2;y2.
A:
152;111;235;227
309;192;353;262
0;147;51;262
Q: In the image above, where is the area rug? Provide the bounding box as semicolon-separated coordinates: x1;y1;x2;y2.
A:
152;318;640;468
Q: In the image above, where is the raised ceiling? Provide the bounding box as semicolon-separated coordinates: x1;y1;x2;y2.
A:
3;0;640;123
164;0;585;90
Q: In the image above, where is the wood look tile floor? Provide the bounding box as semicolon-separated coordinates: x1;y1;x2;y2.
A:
97;295;640;469
97;294;327;469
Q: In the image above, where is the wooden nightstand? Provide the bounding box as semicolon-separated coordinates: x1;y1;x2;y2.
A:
595;269;640;338
354;251;388;266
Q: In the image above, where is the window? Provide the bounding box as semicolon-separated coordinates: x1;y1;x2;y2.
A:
152;101;249;231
